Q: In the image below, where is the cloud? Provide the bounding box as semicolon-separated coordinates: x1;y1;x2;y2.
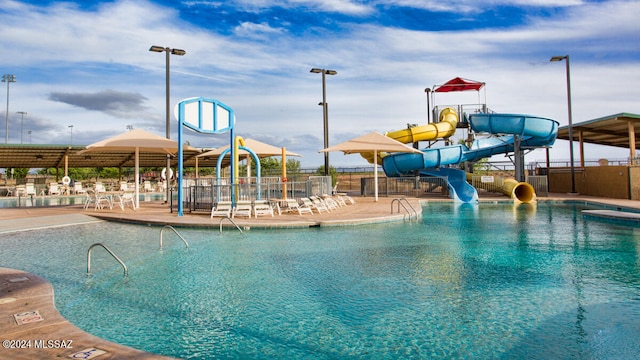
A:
48;90;152;119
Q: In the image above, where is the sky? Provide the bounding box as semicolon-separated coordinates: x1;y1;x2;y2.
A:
1;0;639;168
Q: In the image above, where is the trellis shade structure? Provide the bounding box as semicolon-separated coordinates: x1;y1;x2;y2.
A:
320;132;422;201
556;112;640;166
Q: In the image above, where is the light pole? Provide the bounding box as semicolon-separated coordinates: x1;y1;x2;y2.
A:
310;68;337;176
17;111;26;144
2;74;16;144
68;125;73;145
550;55;576;194
149;45;186;204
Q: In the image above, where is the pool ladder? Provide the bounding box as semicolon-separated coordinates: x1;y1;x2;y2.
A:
218;216;244;233
160;225;190;249
87;243;128;277
391;198;419;221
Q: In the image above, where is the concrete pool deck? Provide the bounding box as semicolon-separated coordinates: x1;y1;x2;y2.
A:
2;193;640;359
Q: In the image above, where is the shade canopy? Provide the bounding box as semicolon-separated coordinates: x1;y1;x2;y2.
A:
320;132;422;201
197;138;301;158
433;77;485;93
79;129;179;209
319;132;423;155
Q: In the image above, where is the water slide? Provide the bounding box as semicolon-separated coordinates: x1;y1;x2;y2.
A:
380;110;559;203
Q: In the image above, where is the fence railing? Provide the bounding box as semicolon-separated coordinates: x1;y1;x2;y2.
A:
181;176;332;212
360;176;449;198
360;174;548;199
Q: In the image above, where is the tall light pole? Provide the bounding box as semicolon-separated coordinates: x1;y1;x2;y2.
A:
17;111;26;144
550;55;576;194
68;125;73;145
310;68;337;176
2;74;16;144
149;45;186;204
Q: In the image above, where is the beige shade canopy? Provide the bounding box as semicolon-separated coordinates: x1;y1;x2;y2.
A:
197;138;301;158
320;132;422;201
78;129;179;209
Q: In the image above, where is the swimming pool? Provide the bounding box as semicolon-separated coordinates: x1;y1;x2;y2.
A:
2;202;640;359
0;193;166;208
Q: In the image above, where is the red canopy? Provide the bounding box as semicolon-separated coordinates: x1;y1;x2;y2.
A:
434;77;485;93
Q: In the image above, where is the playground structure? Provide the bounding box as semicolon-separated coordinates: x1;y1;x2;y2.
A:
363;77;559;203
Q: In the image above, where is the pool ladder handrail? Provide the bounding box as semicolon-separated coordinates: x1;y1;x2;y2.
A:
219;216;243;233
160;225;190;250
87;243;128;277
391;198;419;220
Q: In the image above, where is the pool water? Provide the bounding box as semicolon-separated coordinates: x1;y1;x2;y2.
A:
2;202;640;359
0;193;166;208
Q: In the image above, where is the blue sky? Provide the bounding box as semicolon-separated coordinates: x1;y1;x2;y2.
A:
1;0;639;167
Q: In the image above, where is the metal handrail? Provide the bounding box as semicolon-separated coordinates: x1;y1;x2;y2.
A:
87;243;128;276
160;225;189;250
219;217;243;233
391;198;418;220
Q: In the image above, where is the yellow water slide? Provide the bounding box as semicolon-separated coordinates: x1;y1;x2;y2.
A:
467;174;536;203
360;107;459;164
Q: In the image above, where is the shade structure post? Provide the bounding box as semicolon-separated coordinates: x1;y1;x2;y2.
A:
374;149;379;202
135;147;140;209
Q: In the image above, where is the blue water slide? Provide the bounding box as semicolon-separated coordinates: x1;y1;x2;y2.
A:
382;113;559;202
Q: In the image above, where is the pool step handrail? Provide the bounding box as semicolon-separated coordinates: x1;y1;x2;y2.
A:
160;225;190;250
219;216;243;233
87;243;128;277
391;198;419;220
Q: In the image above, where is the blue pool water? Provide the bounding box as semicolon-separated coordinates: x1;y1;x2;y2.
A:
2;202;640;359
0;193;166;208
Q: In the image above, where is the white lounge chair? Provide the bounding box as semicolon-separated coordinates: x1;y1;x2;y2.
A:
301;197;328;214
25;183;37;196
253;200;274;217
232;201;252;218
72;182;86;194
310;196;332;212
211;201;232;218
284;198;313;215
48;183;61;196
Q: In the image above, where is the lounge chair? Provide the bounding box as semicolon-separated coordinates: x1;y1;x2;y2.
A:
232;201;252;218
284;198;313;215
48;183;61;196
95;182;106;193
338;194;356;205
143;182;153;192
310;196;332;212
253;200;274;217
25;183;37;196
72;182;86;195
322;196;340;211
211;201;232;218
119;181;128;191
301;197;328;214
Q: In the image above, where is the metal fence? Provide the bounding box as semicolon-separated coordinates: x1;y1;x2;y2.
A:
360;176;449;198
470;175;548;197
360;174;548;199
181;176;332;212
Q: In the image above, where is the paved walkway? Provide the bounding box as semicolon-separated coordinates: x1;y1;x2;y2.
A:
1;193;640;359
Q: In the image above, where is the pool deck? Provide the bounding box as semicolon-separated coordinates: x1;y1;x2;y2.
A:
2;193;640;359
